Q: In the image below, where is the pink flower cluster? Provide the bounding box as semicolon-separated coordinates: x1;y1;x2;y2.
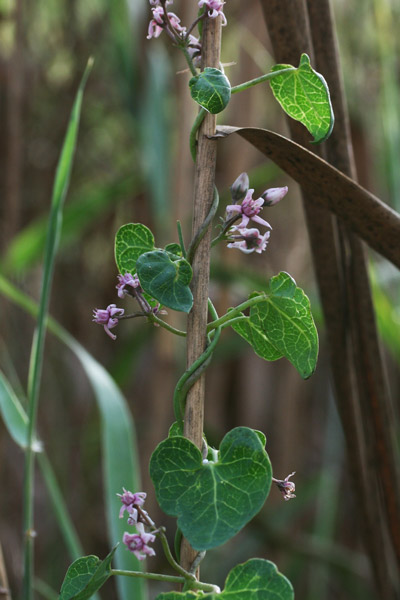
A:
198;0;227;25
147;2;185;40
226;173;288;254
118;488;157;561
146;0;226;43
92;304;124;340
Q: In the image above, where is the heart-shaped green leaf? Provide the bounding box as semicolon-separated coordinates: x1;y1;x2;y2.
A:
230;306;283;362
156;559;293;600
150;427;271;550
232;272;318;379
136;250;193;313
115;223;155;274
59;546;117;600
189;68;231;114
269;53;334;143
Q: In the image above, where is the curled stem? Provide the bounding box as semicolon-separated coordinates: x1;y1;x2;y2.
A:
187;186;219;264
189;108;207;162
157;527;197;581
173;300;221;423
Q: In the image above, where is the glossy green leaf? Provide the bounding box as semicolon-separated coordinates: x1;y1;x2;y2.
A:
232;273;318;379
269;53;334;143
59;546;117;600
150;427;271;550
230;306;283;362
136;250;193;313
115;223;155;274
156;559;293;600
189;68;231;114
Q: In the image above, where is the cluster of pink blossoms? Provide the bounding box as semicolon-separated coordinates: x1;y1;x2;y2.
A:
93;273;164;340
118;488;157;561
226;172;288;254
147;0;226;51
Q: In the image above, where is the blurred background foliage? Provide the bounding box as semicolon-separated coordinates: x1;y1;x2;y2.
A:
0;0;399;599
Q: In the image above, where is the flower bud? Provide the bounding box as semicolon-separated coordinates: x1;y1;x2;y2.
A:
230;172;249;202
261;186;288;207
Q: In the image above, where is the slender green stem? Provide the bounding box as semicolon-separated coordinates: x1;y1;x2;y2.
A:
181;46;198;77
207;294;266;332
211;214;242;248
149;314;187;337
231;67;296;95
111;570;185;584
220;316;248;329
112;569;219;593
157;528;196;580
189;108;207;161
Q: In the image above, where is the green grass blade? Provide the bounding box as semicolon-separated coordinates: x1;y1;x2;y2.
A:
0;370;41;451
0;274;146;600
23;58;93;600
0;371;83;561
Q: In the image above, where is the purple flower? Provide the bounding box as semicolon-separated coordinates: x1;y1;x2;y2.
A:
198;0;227;25
226;189;272;229
261;186;288;207
147;18;164;39
230;172;249;202
272;472;296;501
227;227;270;254
123;523;156;561
116;273;141;299
92;304;124;340
147;6;186;39
117;489;147;522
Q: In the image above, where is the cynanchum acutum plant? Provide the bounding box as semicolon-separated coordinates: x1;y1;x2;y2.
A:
60;1;334;598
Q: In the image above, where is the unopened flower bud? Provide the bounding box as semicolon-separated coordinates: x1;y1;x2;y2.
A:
261;186;288;207
272;472;296;501
230;172;249;202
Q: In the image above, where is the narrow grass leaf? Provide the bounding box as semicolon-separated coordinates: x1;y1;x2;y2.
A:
0;276;145;600
0;372;41;451
23;59;93;600
0;372;83;561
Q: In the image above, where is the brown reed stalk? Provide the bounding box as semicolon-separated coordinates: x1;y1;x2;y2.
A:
258;0;396;595
180;14;222;574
